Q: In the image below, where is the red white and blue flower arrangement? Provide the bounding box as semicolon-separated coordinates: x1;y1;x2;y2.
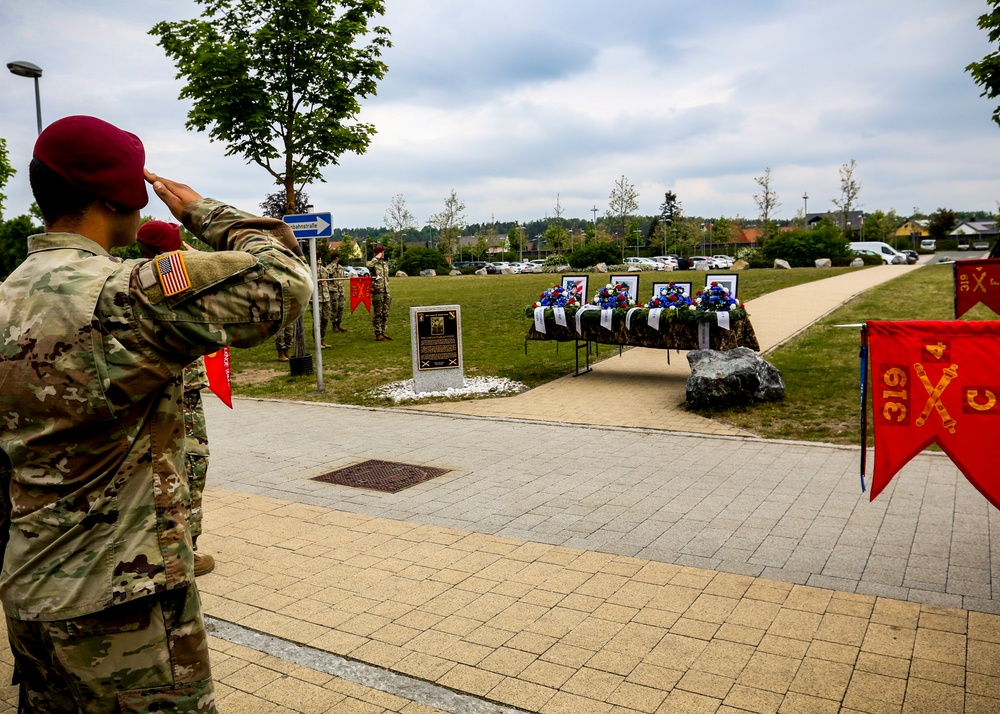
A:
695;282;745;312
591;282;636;309
646;283;694;310
532;283;581;308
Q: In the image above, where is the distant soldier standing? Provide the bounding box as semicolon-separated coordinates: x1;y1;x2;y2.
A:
275;324;293;361
315;255;332;348
367;244;391;340
329;250;347;332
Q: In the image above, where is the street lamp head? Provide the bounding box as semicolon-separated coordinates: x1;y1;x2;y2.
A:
7;60;43;78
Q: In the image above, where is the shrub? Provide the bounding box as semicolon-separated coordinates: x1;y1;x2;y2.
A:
569;242;620;269
761;222;850;267
397;246;450;276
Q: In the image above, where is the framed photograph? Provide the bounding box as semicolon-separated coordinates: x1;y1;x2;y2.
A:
652;281;691;299
560;275;589;304
609;274;639;301
706;274;738;298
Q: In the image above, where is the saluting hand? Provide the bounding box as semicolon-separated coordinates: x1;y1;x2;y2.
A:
144;170;203;220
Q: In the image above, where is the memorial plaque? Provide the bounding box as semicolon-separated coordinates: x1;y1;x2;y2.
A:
410;305;464;392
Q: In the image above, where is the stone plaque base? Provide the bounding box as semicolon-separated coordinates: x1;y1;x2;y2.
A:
411;305;464;393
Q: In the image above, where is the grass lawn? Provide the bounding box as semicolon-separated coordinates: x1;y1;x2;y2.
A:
230;265;871;406
708;262;998;445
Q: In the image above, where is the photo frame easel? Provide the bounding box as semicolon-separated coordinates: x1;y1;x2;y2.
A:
609;274;639;301
706;274;738;298
652;281;691;299
561;275;589;304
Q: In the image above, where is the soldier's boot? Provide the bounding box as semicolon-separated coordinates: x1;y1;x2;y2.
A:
194;552;216;576
382;334;392;341
277;349;290;362
336;325;348;332
375;335;386;341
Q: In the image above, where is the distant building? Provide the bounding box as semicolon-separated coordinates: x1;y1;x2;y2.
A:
894;220;929;239
806;211;864;231
950;221;997;239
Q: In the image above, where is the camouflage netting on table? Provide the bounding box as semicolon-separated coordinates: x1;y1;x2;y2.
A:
525;306;759;351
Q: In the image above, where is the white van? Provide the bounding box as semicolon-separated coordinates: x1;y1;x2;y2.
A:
850;241;907;265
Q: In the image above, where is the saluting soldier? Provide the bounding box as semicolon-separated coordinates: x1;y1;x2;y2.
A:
0;115;312;712
329;250;347;332
315;255;332;348
367;244;392;340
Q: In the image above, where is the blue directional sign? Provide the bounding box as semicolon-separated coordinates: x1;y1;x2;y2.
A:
283;212;333;238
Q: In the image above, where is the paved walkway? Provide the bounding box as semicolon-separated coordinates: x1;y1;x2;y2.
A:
5;262;1000;713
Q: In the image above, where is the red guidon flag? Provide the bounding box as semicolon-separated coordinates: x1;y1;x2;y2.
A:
204;347;233;408
868;320;1000;507
350;276;372;313
955;258;1000;318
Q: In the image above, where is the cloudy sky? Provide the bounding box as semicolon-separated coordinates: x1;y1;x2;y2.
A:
2;1;998;230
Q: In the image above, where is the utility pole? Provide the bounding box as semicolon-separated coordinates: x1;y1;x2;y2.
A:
591;205;598;238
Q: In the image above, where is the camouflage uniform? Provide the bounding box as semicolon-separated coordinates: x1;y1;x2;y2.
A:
183;359;210;549
275;324;293;357
315;262;331;343
366;256;391;338
329;261;346;330
0;199;312;710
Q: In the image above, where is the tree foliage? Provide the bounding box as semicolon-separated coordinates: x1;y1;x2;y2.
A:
0;214;41;277
968;1;1000;127
427;189;467;258
753;168;779;244
397;246;450;275
260;189;311;219
151;0;391;214
569;241;620;269
832;159;861;232
0;138;15;221
384;193;416;256
928;208;959;241
606;175;639;261
761;220;850;267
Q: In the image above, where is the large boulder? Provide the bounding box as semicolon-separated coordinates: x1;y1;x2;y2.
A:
850;257;865;268
594;262;608;273
773;259;791;270
474;267;488;275
419;269;437;277
732;259;749;271
500;267;516;274
449;269;462;276
686;347;785;410
395;270;408;278
695;262;710;271
814;258;832;269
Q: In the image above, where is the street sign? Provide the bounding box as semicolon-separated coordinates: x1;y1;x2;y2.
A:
283;212;333;238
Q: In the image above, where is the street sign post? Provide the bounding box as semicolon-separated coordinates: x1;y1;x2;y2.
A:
283;212;334;394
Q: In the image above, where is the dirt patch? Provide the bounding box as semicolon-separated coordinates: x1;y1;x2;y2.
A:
234;368;285;385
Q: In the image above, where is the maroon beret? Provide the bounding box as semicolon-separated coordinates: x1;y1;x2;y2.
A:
136;221;181;254
329;250;340;259
374;245;385;254
33;115;148;211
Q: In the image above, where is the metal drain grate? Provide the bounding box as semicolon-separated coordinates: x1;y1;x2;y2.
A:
312;459;450;493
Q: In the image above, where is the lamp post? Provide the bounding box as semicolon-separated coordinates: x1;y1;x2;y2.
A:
7;60;43;135
802;192;809;221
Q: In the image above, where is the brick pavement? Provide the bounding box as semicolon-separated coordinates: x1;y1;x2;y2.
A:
5;261;998;712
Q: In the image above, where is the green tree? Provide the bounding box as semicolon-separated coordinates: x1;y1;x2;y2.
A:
753;168;779;245
0;138;15;220
151;0;391;215
968;1;1000;127
569;241;620;269
712;216;740;253
863;209;900;244
384;193;416;258
427;189;467;260
606;175;639;261
832;159;861;234
260;189;311;218
0;215;41;277
658;190;682;254
397;246;450;275
928;208;959;241
544;223;570;253
761;220;850;267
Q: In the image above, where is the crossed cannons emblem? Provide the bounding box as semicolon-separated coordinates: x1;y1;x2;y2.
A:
913;363;958;434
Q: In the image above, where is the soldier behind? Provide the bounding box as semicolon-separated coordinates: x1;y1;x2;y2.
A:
315;255;332;348
0;115;312;711
329;250;347;333
367;244;392;340
275;323;293;362
136;220;216;577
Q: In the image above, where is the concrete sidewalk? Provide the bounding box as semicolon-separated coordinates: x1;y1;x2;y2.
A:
6;262;999;713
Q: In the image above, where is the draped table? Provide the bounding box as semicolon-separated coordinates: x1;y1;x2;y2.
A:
526;305;759;375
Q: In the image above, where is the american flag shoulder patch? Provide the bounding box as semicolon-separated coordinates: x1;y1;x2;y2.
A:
155;251;192;296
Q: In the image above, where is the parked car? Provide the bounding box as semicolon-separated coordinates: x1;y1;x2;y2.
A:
902;250;919;264
518;262;541;273
919;239;937;251
625;257;664;270
712;255;735;268
689;256;712;269
490;261;513;272
343;265;370;277
974;241;990;250
651;255;679;270
849;241;906;265
667;254;692;270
